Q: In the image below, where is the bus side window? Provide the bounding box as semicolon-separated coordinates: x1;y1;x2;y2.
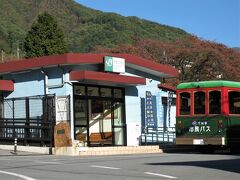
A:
180;92;191;115
209;91;221;114
229;91;240;114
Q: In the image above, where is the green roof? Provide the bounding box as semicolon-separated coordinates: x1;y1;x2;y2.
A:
177;81;240;90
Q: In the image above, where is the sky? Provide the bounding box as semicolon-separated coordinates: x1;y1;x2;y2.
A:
75;0;240;48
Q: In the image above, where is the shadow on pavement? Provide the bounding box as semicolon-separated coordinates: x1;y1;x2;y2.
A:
146;157;240;174
159;145;197;153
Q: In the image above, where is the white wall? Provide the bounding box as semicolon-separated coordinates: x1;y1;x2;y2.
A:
125;76;177;145
125;78;161;146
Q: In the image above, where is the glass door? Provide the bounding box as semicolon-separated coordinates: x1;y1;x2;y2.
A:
73;84;126;147
89;99;113;146
113;102;126;145
74;99;88;145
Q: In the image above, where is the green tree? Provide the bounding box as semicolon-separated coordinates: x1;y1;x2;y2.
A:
24;12;67;58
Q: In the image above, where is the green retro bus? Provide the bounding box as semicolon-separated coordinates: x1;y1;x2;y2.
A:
176;80;240;153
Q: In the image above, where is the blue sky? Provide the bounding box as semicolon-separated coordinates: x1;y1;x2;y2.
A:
75;0;240;48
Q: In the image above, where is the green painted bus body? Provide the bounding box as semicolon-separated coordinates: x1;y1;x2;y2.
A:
176;80;240;150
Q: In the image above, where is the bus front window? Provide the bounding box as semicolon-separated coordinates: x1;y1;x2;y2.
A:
209;91;221;114
180;92;191;115
194;91;205;115
229;91;240;114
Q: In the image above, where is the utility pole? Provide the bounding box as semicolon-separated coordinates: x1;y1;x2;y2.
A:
17;45;20;59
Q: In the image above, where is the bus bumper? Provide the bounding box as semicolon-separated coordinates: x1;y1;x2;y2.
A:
176;137;225;145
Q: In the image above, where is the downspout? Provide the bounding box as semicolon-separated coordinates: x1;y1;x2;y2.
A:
41;68;48;95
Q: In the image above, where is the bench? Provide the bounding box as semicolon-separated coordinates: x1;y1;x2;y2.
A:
76;133;87;142
90;132;112;145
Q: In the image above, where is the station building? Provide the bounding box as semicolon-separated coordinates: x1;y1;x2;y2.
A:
0;53;178;147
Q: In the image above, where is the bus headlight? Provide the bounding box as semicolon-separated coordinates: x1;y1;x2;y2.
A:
177;120;182;129
217;120;223;129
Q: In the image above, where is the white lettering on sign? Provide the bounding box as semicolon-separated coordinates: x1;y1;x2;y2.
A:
104;56;125;73
189;120;211;133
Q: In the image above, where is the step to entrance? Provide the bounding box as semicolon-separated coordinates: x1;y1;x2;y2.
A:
54;146;162;156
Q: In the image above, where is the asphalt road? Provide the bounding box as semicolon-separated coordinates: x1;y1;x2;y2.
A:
0;149;239;180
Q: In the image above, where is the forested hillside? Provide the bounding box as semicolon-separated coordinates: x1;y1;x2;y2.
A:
0;0;188;56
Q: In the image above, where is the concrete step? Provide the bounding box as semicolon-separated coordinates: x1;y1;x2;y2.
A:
54;145;162;156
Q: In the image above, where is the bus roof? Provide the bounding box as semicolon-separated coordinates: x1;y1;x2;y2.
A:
177;80;240;89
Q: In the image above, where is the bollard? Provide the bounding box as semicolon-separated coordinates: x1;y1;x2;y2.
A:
14;138;17;154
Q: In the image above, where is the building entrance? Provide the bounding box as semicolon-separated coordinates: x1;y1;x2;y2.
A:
74;84;126;146
89;99;113;145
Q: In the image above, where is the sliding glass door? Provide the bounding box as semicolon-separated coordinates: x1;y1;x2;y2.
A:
113;102;126;145
73;84;126;146
89;99;113;146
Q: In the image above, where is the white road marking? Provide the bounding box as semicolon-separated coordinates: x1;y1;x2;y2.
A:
144;172;177;179
91;165;120;170
0;170;37;180
35;161;63;164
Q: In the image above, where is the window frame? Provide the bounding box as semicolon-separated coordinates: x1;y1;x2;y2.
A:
193;91;206;115
228;90;240;115
179;91;191;116
208;90;222;115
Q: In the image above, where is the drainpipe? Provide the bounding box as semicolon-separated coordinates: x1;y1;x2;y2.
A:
41;68;48;95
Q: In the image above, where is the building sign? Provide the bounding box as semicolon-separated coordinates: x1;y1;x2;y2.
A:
146;91;155;127
189;120;211;133
104;56;125;73
56;96;69;122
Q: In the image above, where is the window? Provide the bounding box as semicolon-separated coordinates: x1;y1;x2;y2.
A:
74;86;85;96
229;91;240;114
162;97;176;106
87;87;99;96
100;88;112;97
74;99;87;125
209;91;221;114
114;89;123;98
194;91;205;114
180;92;191;115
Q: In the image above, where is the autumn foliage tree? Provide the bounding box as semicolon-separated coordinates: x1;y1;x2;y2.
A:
95;36;240;84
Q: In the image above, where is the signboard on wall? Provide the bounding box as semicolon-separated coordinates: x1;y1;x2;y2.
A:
104;56;125;73
56;96;69;122
145;91;156;127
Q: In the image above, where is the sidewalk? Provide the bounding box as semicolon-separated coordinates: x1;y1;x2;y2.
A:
0;145;51;155
0;148;46;156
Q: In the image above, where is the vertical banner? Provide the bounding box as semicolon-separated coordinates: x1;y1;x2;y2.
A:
145;91;155;127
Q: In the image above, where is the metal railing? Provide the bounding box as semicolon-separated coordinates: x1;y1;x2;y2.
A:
141;126;176;145
0;95;55;147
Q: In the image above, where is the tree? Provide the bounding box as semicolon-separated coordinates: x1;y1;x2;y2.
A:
95;36;240;84
24;12;68;58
